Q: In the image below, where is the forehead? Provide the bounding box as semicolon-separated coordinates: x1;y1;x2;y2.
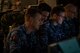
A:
41;11;49;15
58;12;65;16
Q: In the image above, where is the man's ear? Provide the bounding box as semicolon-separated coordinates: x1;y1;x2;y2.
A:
25;15;32;21
29;17;34;25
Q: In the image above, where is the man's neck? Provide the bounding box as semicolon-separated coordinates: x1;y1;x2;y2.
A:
24;24;34;34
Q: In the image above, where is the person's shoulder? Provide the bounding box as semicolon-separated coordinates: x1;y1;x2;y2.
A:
8;25;24;35
7;25;24;40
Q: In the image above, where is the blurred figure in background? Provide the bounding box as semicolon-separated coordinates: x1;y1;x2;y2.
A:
64;3;79;37
64;4;77;18
1;1;24;35
1;2;24;53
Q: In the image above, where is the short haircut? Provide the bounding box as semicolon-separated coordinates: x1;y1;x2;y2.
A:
38;3;51;12
25;7;41;18
51;6;65;16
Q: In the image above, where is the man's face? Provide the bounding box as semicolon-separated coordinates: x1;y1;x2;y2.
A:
65;7;77;18
32;13;42;30
52;12;65;24
41;11;49;22
58;12;65;24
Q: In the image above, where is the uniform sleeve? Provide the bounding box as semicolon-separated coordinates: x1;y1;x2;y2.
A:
7;31;21;53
